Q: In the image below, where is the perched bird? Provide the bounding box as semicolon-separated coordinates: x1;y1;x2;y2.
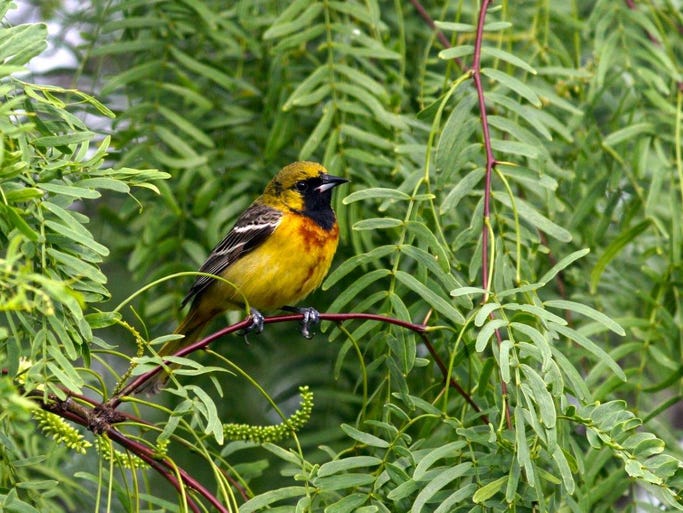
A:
140;161;348;392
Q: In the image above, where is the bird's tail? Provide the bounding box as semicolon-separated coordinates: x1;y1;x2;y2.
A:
135;308;209;394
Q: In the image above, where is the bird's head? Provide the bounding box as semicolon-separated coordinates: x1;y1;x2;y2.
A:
263;161;348;215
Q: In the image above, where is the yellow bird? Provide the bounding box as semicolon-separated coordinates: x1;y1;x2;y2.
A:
141;161;348;392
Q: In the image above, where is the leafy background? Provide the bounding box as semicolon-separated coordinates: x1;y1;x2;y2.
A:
1;0;682;512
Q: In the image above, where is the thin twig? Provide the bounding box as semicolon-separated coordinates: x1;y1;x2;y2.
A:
17;310;484;512
37;393;226;513
471;0;497;298
469;0;512;429
113;312;483;420
408;0;464;70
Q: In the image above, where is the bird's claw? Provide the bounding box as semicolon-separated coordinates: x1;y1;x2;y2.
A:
298;307;320;339
239;309;264;341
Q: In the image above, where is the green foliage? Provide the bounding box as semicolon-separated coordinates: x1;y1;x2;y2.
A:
1;0;683;512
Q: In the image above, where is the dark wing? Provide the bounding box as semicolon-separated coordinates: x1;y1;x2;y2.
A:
181;202;283;307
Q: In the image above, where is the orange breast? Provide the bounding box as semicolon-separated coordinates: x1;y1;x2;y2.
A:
198;212;339;313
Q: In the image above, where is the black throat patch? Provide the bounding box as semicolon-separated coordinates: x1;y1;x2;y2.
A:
300;179;336;231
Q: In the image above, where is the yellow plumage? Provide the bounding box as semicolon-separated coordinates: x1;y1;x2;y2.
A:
139;161;347;392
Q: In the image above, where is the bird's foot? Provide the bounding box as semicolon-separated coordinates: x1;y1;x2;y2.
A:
239;308;264;341
284;306;320;339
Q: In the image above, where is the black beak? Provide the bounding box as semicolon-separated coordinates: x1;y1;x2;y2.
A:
315;174;349;193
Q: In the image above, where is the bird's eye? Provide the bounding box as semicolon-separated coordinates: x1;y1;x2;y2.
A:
295;181;308;192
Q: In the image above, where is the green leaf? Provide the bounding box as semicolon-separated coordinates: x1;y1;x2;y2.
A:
440;168;484;214
267;0;311;25
538;248;590;285
511;322;551;369
481;47;537;74
263;3;322;39
100;61;163;95
341;124;394;150
0;23;47;66
499;339;513;383
317;456;382;478
323;245;395;289
157;105;214;148
493;191;572;242
395;270;465;324
47;248;107;284
170;47;256;93
387;479;419;501
340;424;390;448
299;103;335;160
240;486;307;513
514;406;534;480
481;67;542;107
552;324;626;381
1;205;38;241
90;38;162;57
438;45;474;60
504;303;567;326
590;220;650;293
520;364;556;428
602;123;653;147
44;219;109;257
475;318;506;352
33;129;93;148
334;64;388;101
85;311;120;329
434;484;477;513
344;188;411;204
411;463;472;513
314;473;375;492
40;182;101;199
434;21;475;32
474;302;501;327
473;475;507;504
400;245;459;290
490;138;540;158
288;84;331;107
336;83;405;129
450;286;488;298
413;441;467;480
551;446;575;493
74;178;130;193
154;125;201;160
284;66;330;111
405;221;452;272
327;268;391;313
185;385;223;444
15;480;58;490
543;299;624;336
484;21;513;31
353;218;403;230
324;494;368;513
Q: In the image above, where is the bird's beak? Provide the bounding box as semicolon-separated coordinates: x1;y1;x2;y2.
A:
316;174;349;193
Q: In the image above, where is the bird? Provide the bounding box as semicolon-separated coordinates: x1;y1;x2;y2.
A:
139;161;348;392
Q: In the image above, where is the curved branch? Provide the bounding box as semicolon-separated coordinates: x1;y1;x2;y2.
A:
112;312;484;421
37;393;226;513
19;310;488;512
408;0;464;70
470;1;511;429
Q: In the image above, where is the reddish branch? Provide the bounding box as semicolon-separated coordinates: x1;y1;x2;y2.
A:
37;393;221;513
111;312;485;419
408;0;464;70
471;0;497;296
18;311;486;512
411;0;511;427
469;0;512;429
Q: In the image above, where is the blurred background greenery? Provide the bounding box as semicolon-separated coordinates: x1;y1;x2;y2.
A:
2;0;683;511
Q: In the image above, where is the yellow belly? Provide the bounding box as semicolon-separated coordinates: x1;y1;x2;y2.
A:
196;212;339;314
